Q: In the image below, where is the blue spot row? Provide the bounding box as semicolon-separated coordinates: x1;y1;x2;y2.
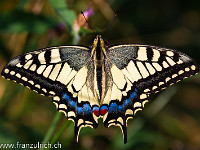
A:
108;102;124;113
130;91;137;99
77;107;83;114
62;93;70;102
107;88;139;113
118;105;124;112
69;100;77;108
124;99;132;106
109;102;118;113
62;88;138;116
77;105;92;115
62;93;93;115
62;93;79;115
77;104;93;115
124;88;138;106
83;104;92;115
62;93;76;108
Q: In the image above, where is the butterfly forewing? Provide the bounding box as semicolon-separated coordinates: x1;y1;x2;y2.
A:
107;45;199;94
52;58;100;143
1;46;91;96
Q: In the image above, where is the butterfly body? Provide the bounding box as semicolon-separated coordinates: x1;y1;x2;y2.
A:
1;35;199;144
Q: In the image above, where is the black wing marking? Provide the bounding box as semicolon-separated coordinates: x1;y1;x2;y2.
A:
1;46;91;96
102;45;199;143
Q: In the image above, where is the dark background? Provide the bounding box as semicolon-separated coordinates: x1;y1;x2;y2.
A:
0;0;200;150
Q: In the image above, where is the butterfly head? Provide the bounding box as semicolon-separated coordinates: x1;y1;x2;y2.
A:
93;35;102;44
91;35;107;57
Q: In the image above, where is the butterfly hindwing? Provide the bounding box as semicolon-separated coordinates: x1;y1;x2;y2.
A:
52;59;99;143
101;57;150;143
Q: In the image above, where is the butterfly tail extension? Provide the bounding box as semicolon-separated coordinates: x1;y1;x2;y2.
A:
52;92;98;143
123;92;149;144
52;95;80;144
122;117;127;144
102;87;147;143
74;119;80;144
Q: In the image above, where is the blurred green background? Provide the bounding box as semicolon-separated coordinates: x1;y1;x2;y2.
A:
0;0;200;150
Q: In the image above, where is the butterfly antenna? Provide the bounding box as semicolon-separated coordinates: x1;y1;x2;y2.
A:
109;11;119;28
81;11;96;35
103;11;119;33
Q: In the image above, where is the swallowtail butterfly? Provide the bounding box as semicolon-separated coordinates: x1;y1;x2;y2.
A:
1;35;199;144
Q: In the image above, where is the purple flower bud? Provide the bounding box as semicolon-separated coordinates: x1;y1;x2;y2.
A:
84;7;94;18
73;3;94;33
